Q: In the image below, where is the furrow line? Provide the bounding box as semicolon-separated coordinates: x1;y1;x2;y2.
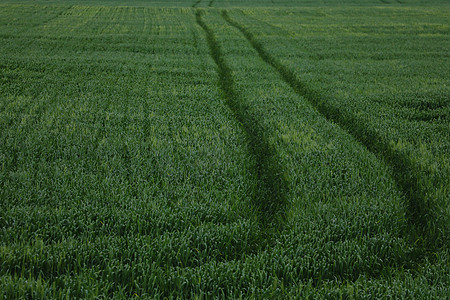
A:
222;10;439;252
31;5;73;29
195;10;288;241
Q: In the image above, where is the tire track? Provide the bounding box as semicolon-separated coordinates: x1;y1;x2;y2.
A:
192;0;202;8
31;5;73;29
222;10;440;253
208;0;216;7
195;10;288;241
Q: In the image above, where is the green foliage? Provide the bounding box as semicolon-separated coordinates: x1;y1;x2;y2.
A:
0;1;448;298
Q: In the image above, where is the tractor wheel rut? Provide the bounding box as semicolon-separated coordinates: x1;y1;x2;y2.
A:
222;10;439;258
196;10;288;245
192;0;202;8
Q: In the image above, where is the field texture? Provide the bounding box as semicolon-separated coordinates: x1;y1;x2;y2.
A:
0;0;448;298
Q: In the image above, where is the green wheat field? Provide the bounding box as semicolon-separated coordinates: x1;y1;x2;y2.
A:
0;0;448;298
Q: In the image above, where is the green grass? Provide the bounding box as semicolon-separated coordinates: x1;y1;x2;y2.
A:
0;0;448;298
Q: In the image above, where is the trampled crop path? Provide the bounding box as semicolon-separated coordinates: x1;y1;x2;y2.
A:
196;9;287;240
0;1;448;298
221;10;438;254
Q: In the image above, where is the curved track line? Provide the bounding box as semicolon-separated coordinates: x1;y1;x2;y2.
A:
222;10;439;254
31;5;73;29
192;0;202;8
195;10;288;241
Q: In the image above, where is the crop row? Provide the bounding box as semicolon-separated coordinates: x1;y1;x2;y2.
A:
225;6;449;249
0;3;448;298
198;8;419;295
0;6;262;298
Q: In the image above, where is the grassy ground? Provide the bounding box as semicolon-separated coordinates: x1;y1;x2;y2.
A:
0;0;448;298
